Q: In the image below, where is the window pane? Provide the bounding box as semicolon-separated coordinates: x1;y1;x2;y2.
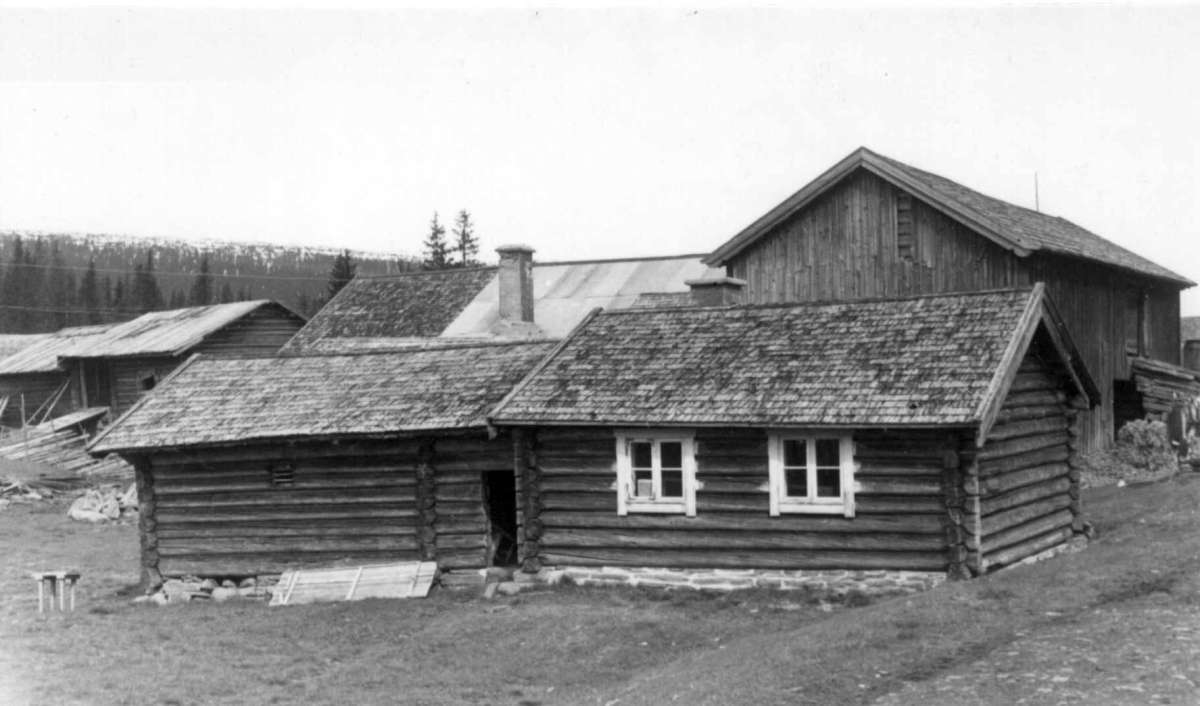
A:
783;439;806;468
660;441;683;469
631;441;652;469
816;467;841;498
634;469;653;498
784;468;807;498
661;470;683;498
816;439;840;467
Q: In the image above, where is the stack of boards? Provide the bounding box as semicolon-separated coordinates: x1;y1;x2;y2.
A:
269;561;438;606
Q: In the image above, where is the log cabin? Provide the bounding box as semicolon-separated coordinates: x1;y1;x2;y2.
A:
87;339;554;586
703;147;1194;452
489;285;1098;584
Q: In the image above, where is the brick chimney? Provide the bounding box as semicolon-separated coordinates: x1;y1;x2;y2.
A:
685;276;746;307
496;244;535;323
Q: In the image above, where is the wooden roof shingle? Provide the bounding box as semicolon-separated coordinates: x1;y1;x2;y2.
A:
284;268;498;349
491;287;1093;434
89;340;555;453
707;147;1193;286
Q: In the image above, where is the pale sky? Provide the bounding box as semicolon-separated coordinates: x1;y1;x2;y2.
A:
1;6;1199;314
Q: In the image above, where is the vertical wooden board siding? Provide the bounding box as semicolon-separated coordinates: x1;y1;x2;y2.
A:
532;426;950;571
723;167;1184;454
191;306;305;358
728;171;1025;306
430;433;512;570
0;372;72;426
977;347;1076;570
148;439;422;576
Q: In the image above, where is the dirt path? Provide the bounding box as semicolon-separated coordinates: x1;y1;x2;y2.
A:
874;583;1200;705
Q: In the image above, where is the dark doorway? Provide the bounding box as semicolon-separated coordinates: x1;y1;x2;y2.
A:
1113;379;1145;436
482;471;519;566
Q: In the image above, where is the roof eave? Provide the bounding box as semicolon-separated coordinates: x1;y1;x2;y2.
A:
705;147;1031;266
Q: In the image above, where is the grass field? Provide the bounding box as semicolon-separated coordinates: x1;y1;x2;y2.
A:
2;471;1199;705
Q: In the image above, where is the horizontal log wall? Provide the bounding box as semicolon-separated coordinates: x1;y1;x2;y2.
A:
975;348;1079;571
192;304;307;358
430;434;513;570
109;355;181;415
143;434;505;577
526;426;956;573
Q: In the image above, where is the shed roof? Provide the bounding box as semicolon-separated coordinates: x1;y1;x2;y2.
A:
706;147;1193;286
63;300;299;359
0;325;116;375
491;286;1094;442
0;334;54;362
1182;316;1200;343
89;340;555;453
284;255;722;351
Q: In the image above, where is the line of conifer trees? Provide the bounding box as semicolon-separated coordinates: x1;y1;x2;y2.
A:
0;236;261;334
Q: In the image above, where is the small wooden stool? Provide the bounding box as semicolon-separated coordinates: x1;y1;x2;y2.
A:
31;571;81;613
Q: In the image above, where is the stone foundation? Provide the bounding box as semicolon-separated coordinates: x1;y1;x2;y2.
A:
547;566;946;596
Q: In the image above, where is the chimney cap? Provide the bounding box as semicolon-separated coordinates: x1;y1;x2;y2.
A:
496;244;536;256
684;276;747;289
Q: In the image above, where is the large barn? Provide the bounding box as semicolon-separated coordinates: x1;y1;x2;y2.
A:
703;147;1193;452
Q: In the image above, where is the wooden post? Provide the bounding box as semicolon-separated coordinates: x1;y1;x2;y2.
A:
415;438;437;563
132;456;162;591
940;436;970;580
517;429;543;573
1065;409;1084;532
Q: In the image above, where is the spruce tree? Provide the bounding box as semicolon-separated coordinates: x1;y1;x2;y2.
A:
135;249;163;312
189;254;213;306
422;212;449;270
47;243;72;329
218;282;235;303
79;259;101;324
0;236;26;331
452;209;479;267
327;250;356;300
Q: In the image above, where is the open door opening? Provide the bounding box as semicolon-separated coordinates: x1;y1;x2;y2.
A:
1113;378;1145;437
482;471;519;567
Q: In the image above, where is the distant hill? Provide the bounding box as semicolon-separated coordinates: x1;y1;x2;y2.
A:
0;231;422;333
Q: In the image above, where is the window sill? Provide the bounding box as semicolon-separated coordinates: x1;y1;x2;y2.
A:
625;501;688;514
776;502;849;516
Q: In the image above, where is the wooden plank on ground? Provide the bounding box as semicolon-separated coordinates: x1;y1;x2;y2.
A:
269;561;437;606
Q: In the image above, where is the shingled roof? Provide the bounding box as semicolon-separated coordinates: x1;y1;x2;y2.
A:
284;256;722;351
284;268;499;349
89;340;555;453
706;147;1193;286
491;286;1094;442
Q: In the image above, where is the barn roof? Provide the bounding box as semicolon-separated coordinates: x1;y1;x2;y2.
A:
0;325;116;375
491;285;1095;443
1182;316;1200;343
89;340;555;453
706;147;1193;286
62;300;300;359
283;255;722;351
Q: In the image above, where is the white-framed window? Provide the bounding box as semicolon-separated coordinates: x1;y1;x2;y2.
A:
614;430;697;516
768;434;855;517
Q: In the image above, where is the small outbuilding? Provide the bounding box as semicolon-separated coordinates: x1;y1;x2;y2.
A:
490;285;1098;587
0;325;115;427
88;340;554;586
